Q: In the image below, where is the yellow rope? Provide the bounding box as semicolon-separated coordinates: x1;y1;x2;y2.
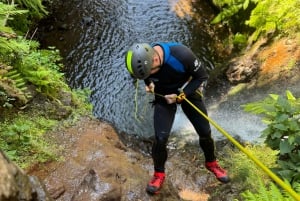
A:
149;90;300;199
181;96;300;201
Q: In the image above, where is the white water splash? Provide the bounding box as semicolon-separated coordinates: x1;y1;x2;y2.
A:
171;81;300;144
171;101;265;144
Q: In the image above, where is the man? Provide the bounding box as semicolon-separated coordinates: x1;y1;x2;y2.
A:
125;42;230;195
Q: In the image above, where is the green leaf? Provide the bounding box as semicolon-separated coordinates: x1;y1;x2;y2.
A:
288;120;300;132
277;96;292;112
295;136;300;144
243;0;250;10
280;140;292;154
211;14;223;24
288;135;295;145
5;150;17;160
273;123;287;131
261;127;272;137
273;131;283;139
286;90;296;101
275;114;289;123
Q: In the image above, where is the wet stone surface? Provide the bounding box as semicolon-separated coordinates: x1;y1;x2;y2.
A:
26;116;235;201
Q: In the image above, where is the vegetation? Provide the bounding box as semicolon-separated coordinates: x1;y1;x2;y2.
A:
212;0;300;48
0;0;92;167
0;0;66;107
241;91;300;199
240;180;298;201
0;112;58;168
228;145;277;190
0;0;299;200
210;1;300;198
223;145;277;200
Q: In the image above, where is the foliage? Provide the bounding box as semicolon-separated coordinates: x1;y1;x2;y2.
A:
0;87;93;167
0;2;27;33
227;145;277;193
212;0;300;45
242;90;300;186
227;144;300;200
13;0;48;17
246;0;300;43
0;1;70;108
0;63;28;107
240;179;296;201
212;0;256;25
2;0;48;34
0;113;59;168
71;88;93;115
1;35;68;106
0;0;94;168
18;47;68;99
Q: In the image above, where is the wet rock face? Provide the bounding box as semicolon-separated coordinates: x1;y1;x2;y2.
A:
26;117;233;201
226;56;259;84
0;151;53;201
70;169;121;201
226;36;300;86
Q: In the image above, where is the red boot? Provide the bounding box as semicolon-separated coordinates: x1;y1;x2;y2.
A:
205;160;230;183
146;172;165;194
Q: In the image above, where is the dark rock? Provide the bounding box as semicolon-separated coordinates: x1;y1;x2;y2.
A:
0;150;53;201
226;56;259;84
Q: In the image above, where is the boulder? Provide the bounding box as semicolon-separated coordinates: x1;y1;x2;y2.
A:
0;150;53;201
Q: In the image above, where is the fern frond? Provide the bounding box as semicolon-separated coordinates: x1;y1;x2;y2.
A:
293;182;300;194
14;0;47;18
0;2;28;27
241;179;294;201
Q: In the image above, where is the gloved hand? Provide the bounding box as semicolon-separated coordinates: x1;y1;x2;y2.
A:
176;92;186;104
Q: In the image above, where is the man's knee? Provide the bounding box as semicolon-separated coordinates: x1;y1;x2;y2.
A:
154;135;169;149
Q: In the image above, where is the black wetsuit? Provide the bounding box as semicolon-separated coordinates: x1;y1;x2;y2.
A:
144;42;216;173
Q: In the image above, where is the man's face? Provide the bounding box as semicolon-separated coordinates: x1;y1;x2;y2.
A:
150;52;161;74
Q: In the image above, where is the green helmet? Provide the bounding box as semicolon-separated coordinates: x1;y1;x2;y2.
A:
125;43;155;79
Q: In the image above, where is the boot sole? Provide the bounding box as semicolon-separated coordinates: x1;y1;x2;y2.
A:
146;185;160;195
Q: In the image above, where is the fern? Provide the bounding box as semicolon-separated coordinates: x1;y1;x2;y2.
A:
0;63;28;106
0;36;33;60
19;49;68;98
212;0;300;45
211;0;257;24
14;0;47;17
0;1;69;107
249;0;300;41
241;179;294;201
2;0;47;34
0;2;27;36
